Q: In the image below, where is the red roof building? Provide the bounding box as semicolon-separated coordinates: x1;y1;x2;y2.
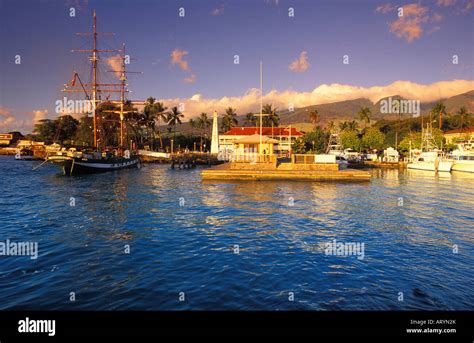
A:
444;126;474;144
223;127;303;136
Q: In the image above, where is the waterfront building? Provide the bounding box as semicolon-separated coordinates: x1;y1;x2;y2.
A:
218;127;303;160
383;147;399;162
444;126;474;144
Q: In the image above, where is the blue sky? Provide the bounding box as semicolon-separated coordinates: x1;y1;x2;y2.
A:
0;0;473;132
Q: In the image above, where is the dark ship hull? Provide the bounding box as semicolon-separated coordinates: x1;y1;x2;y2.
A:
47;154;140;176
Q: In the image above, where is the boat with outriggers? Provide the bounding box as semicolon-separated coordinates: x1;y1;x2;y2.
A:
407;118;453;172
46;11;141;175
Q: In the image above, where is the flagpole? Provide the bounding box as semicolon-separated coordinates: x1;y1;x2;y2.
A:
260;61;263;159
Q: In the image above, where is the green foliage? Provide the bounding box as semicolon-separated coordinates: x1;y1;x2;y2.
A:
33;115;79;144
292;127;329;153
244;112;257;127
309;108;319;127
361;127;385;151
262;104;279;127
167;106;184;139
33;119;57;143
358;106;372;126
221;107;238;132
339;120;359;131
74;114;93;147
292;137;307;154
340;129;361;151
398;128;446;153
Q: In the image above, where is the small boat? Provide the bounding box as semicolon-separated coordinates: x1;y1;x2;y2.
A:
335;155;349;169
344;148;361;162
407;151;453;172
15;148;36;161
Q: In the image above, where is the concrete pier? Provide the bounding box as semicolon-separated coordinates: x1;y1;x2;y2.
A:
202;162;371;182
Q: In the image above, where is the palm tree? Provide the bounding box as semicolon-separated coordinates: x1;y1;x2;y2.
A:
144;97;158;148
262;104;279;126
326;120;335;132
339;121;349;131
309;108;320;128
340;120;358;131
221;107;238;132
244;112;257;127
358;106;372;128
348;120;359;131
195;112;211;152
432;101;447;130
155;101;168;150
167;106;184;140
262;104;279;137
457;106;471;131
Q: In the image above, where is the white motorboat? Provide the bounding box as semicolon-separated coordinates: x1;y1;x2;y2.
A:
407;151;453;172
447;141;474;173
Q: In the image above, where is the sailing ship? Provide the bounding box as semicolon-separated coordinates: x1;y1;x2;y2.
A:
47;11;141;175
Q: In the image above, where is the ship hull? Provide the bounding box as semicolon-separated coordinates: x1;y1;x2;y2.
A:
407;161;453;172
451;161;474;173
47;155;140;176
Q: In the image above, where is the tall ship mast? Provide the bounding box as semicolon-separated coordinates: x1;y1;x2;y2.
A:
47;10;141;175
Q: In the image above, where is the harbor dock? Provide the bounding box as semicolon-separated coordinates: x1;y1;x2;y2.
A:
202;159;371;181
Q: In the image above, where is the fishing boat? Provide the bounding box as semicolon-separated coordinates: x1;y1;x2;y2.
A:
46;11;141;176
407;117;452;172
407;151;453;172
326;131;344;157
447;139;474;173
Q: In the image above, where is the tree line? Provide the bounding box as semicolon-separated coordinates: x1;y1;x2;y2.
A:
29;97;472;154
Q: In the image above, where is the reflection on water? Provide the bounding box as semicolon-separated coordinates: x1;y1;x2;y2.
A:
0;157;473;310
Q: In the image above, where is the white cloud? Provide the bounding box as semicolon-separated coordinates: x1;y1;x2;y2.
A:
184;74;197;84
155;80;474;121
437;0;456;6
288;51;311;72
171;48;197;83
212;5;224;16
105;55;122;78
0;108;49;133
377;3;446;43
375;3;396;13
171;48;191;72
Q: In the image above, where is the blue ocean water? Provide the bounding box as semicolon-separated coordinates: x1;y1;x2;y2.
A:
0;156;473;310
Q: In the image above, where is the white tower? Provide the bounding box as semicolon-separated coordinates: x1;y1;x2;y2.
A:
210;110;219;155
